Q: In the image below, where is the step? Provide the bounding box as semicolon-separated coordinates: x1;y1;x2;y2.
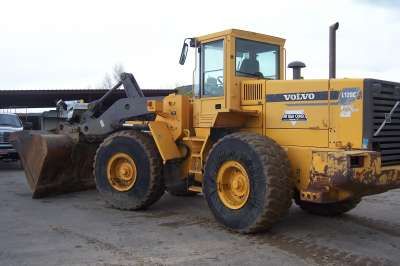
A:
191;153;201;158
188;186;202;193
189;170;202;174
183;137;206;142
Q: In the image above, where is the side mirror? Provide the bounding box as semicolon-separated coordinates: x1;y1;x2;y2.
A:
179;42;189;65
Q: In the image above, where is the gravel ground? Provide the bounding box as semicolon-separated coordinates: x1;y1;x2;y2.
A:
0;161;399;266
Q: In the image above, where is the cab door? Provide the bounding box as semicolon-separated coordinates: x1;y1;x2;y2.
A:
193;38;226;128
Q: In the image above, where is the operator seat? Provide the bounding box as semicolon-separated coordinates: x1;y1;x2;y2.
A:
239;58;260;75
205;77;222;96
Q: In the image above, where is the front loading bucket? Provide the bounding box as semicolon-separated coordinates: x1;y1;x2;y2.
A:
10;131;97;198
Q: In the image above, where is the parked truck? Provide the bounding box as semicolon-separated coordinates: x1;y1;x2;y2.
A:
0;113;23;161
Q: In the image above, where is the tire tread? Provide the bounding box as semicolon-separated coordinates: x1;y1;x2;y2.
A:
205;132;293;233
93;130;164;210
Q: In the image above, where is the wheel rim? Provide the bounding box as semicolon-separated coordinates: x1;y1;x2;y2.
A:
107;152;137;192
216;160;250;209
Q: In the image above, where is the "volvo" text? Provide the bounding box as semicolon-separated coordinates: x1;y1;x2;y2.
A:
283;93;316;101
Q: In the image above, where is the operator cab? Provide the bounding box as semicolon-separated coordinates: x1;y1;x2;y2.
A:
179;29;285;115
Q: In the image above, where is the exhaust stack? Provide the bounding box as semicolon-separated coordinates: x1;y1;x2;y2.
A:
329;22;339;79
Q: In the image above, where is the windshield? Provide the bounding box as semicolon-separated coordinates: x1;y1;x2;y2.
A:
236;38;280;79
0;114;22;127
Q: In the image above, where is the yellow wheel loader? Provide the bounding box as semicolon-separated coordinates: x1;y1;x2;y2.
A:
12;23;400;233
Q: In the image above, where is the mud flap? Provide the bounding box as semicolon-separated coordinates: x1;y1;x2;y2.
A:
10;131;98;198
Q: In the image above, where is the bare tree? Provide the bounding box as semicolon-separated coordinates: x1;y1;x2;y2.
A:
102;73;113;89
112;64;125;82
101;63;125;89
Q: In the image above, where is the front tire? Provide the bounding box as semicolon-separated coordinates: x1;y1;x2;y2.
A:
203;132;293;233
94;130;165;210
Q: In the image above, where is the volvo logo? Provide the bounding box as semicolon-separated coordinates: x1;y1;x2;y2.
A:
283;93;316;101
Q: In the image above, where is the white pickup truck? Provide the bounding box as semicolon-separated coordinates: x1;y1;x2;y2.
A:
0;113;23;161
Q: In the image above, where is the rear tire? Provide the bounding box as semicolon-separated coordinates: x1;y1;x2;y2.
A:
94;130;165;210
203;132;293;233
294;191;360;216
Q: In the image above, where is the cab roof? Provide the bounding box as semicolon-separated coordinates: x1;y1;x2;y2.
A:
196;28;285;47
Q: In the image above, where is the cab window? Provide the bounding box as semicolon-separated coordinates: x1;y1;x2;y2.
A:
236;38;279;79
202;40;224;97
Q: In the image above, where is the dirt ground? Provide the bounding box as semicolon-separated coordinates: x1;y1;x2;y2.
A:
0;161;399;266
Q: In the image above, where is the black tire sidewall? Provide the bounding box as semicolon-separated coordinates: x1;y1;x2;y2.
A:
95;135;152;207
204;137;268;231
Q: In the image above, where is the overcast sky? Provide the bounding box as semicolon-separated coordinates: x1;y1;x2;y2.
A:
0;0;399;90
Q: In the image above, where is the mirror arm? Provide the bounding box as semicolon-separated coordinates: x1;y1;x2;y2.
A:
179;38;199;65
